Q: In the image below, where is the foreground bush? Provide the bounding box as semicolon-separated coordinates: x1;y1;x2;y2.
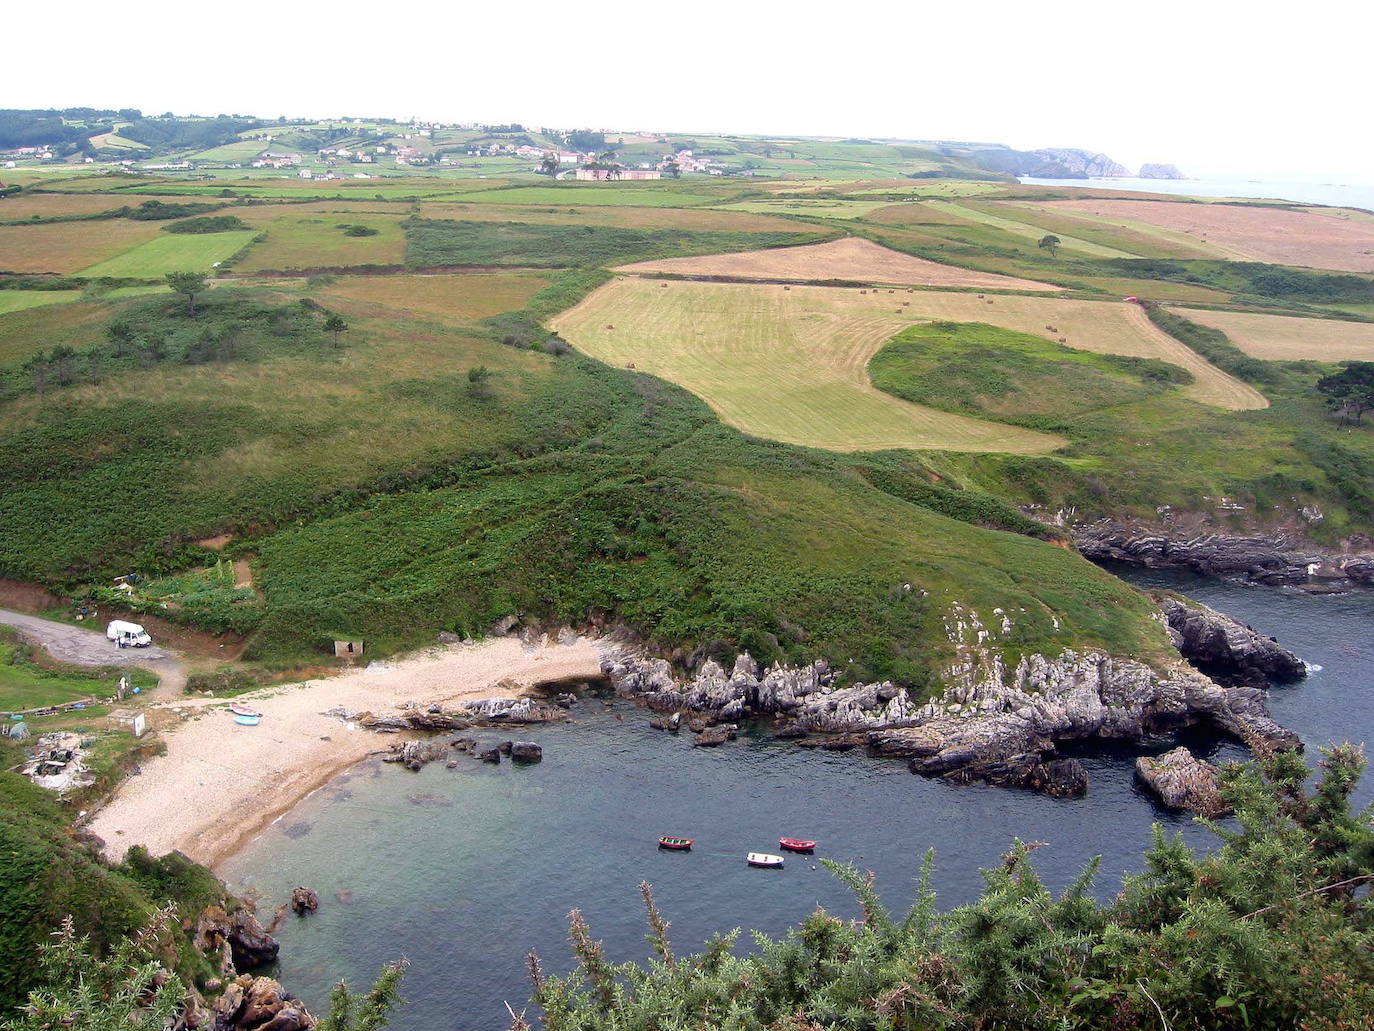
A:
531;746;1374;1030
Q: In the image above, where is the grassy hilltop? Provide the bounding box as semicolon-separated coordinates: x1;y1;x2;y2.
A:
0;130;1372;678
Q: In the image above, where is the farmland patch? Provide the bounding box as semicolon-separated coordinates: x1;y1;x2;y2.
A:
616;237;1062;292
78;231;260;278
0;220;163;274
551;277;1064;454
1171;307;1374;362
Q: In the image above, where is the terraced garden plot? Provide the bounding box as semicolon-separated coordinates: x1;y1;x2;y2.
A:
78;231;260;278
0;220;163;273
552;278;1065;454
1173;308;1374;361
1034;199;1374;273
616;237;1062;292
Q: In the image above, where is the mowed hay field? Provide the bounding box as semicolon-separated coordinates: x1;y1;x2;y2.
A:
0;193;129;219
314;273;550;321
0;220;164;273
617;238;1061;292
1174;307;1374;361
236;212;407;272
1033;199;1374;273
552;277;1065;454
554;277;1265;453
78;231;260;278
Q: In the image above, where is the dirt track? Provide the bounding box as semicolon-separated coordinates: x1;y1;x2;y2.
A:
0;608;184;693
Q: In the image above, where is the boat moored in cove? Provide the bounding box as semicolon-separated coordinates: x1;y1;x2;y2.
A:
779;837;816;853
747;852;784;868
658;836;694;850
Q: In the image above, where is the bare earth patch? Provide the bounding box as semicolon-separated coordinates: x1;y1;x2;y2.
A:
616;237;1063;292
86;635;607;867
1172;308;1374;361
1033;200;1374;273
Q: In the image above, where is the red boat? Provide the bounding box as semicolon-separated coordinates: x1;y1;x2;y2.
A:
658;836;694;851
779;837;816;853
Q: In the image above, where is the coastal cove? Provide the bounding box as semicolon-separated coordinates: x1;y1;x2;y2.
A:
220;571;1374;1031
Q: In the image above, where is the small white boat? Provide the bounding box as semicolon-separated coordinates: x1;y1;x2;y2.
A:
747;852;784;869
233;714;261;727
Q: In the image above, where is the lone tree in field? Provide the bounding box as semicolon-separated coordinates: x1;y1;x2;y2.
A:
539;152;559;176
1317;360;1374;425
323;312;348;348
1038;234;1061;258
165;271;208;317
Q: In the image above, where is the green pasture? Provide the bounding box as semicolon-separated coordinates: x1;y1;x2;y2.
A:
454;186;717;207
78;231;260;278
712;198;894;220
0;291;83;315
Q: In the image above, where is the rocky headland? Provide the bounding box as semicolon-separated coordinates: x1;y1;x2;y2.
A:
601;595;1303;798
1138;163;1186;179
1072;518;1374;590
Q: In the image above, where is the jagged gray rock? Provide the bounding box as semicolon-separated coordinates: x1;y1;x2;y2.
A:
1072;519;1374;589
1135;747;1230;815
604;645;1299;796
1139;163;1185;179
1158;595;1306;686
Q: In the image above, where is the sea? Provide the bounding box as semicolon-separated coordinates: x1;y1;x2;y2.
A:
1018;176;1374;212
222;570;1374;1029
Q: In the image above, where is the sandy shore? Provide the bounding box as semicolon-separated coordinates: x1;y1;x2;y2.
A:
86;635;606;868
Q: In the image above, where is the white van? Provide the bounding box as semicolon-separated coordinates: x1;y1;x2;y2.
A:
106;620;152;648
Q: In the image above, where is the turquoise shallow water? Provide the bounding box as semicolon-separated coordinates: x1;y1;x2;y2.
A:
221;571;1373;1030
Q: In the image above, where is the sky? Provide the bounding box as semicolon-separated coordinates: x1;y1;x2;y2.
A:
9;0;1372;184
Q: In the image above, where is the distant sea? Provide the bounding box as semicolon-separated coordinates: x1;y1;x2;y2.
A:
1019;175;1374;211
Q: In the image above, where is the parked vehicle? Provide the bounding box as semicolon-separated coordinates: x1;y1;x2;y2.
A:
106;620;151;648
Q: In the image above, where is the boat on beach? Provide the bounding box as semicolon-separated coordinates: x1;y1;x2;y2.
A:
658;836;694;851
747;852;784;868
233;714;261;726
779;837;816;853
230;703;263;718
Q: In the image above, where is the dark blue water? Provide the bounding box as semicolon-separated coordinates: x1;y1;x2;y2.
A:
222;569;1373;1030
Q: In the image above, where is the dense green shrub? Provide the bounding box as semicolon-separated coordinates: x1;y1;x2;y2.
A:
163;215;249;234
532;746;1374;1030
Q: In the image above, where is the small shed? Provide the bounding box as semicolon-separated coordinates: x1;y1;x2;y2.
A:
334;640;365;659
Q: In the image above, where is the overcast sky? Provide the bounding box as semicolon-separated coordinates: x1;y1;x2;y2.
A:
10;0;1371;184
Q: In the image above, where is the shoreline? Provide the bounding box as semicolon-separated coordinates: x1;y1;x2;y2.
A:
86;634;607;868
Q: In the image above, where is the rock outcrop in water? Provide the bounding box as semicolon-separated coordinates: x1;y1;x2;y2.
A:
1072;519;1374;589
1139;163;1185;179
211;974;315;1031
1135;747;1229;816
1158;595;1306;686
602;638;1299;796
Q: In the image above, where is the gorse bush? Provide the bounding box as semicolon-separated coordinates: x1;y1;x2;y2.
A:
531;746;1374;1030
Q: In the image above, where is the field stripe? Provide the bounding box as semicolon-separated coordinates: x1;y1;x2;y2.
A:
922;200;1140;258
